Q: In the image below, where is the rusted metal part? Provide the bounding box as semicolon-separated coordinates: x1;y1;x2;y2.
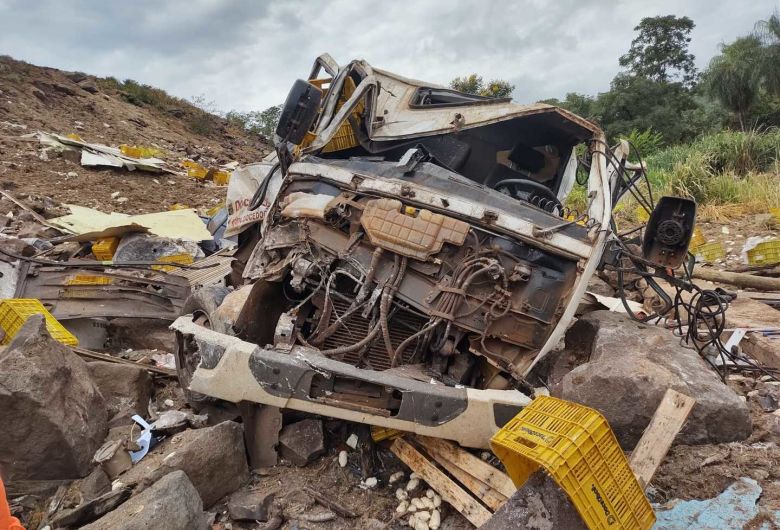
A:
17;264;190;321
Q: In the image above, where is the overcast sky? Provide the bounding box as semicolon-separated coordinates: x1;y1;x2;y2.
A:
1;0;777;113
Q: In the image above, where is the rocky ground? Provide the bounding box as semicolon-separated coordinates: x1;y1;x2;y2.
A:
0;55;271;214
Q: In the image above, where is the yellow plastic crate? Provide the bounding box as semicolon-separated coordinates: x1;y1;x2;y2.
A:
0;299;78;346
181;160;209;179
747;239;780;266
770;207;780;223
370;426;404;443
65;274;112;286
92;237;119;261
119;144;163;159
491;396;654;530
152;253;194;272
689;226;706;250
169;203;190;211
322;77;363;153
692;241;724;262
212;170;231;186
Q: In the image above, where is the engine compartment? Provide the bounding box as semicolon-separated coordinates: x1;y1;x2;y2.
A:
239;168;580;391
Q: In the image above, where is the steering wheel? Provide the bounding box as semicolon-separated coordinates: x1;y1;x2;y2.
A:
493;178;562;214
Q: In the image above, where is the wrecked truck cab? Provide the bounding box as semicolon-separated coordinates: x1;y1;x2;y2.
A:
172;55;615;448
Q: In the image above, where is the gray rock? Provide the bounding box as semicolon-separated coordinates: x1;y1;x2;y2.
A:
87;361;153;424
79;466;111;501
118;420;249;507
81;470;208;530
480;472;585;530
0;315;107;479
278;419;325;467
228;486;277;521
554;311;751;449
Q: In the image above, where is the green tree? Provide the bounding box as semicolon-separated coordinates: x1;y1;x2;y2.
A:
705;36;764;129
755;12;780;96
226;104;282;138
619;15;697;87
540;92;597;120
450;74;514;98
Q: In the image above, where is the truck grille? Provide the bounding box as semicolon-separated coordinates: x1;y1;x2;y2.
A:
323;297;428;370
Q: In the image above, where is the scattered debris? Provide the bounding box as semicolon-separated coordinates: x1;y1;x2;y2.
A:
653;477;780;529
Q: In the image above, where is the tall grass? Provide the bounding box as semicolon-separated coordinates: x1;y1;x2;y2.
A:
568;128;780;222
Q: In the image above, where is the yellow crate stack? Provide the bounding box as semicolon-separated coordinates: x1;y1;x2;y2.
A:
0;299;78;346
491;396;654;530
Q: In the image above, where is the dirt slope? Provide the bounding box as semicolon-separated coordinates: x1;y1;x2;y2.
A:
0;55;271;214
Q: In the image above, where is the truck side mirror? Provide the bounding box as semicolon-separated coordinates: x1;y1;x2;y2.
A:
275;79;322;146
642;196;697;269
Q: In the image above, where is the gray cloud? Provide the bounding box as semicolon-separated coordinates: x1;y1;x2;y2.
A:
1;0;777;111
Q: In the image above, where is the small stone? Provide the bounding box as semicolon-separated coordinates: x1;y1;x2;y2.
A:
66;171;77;178
411;498;425;510
278;419;324;467
116;197;128;203
111;191;120;198
422;497;434;510
416;510;431;521
338;450;348;467
425;489;434;499
432;494;441;508
408;514;417;527
363;477;378;488
396;488;408;501
406;478;419;491
346;433;358;449
389;471;405;484
164;399;174;407
396;501;409;514
227;486;276;521
429;509;441;529
414;520;429;530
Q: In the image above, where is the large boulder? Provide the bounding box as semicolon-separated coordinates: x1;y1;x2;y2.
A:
81;470;208;530
553;311;751;449
0;315;107;479
118;420;249;507
87;361;153;424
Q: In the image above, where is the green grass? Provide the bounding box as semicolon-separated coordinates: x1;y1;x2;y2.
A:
567;129;780;223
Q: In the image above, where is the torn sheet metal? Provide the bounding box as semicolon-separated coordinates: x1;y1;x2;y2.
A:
171;249;235;288
16;265;190;321
49;205;212;241
37;132;169;173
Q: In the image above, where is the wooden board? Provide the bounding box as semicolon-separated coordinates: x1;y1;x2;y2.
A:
416;436;516;498
390;437;492;527
426;449;507;511
629;388;695;490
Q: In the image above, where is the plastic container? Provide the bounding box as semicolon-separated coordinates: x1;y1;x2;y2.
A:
491;396;655;530
746;239;780;266
769;207;780;223
689;226;706;250
92;237;119;261
692;241;724;262
0;299;79;346
65;275;112;286
152;253;194;272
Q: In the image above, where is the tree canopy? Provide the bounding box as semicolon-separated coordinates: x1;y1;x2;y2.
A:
449;74;514;98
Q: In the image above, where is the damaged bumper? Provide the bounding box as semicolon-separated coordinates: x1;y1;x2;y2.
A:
171;315;531;448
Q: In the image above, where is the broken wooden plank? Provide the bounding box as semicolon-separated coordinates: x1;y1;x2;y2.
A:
390;437;492;527
72;346;176;377
425;448;507;511
415;436;516;498
629;388;695;490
